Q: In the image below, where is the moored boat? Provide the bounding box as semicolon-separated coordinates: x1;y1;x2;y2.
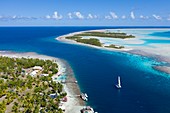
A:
80;93;88;101
115;76;122;89
80;106;97;113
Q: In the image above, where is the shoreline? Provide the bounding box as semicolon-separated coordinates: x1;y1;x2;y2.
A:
0;51;85;113
62;60;85;113
57;31;132;52
56;29;170;75
127;49;170;75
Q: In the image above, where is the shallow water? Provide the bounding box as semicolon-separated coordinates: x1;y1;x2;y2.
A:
0;27;170;113
150;31;170;38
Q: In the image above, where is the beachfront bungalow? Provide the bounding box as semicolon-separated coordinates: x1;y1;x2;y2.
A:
41;74;49;76
33;66;43;70
49;93;58;99
30;70;37;77
62;96;67;102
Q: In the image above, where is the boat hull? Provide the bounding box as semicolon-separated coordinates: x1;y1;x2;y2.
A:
115;84;121;89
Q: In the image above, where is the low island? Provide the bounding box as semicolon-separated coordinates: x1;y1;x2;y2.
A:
0;52;86;113
64;30;135;49
0;56;66;113
57;29;170;75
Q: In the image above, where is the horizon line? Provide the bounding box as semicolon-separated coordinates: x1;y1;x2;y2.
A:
0;25;170;28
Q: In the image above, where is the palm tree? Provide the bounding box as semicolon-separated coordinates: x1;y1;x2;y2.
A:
0;100;7;112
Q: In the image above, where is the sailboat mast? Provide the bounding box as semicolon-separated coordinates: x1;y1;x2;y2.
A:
118;76;121;86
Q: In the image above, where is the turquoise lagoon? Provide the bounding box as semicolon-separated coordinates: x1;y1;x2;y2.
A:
0;27;170;113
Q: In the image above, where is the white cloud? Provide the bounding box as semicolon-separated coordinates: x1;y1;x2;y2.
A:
122;15;126;19
52;11;62;20
140;15;144;18
46;15;51;19
110;12;118;19
68;13;72;19
140;15;149;19
12;15;17;19
0;16;6;20
130;11;135;19
87;14;93;19
74;12;84;19
94;15;97;18
87;14;97;19
45;12;62;20
0;15;37;21
152;14;162;20
19;16;37;20
105;15;112;19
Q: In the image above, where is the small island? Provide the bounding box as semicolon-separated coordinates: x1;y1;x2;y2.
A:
64;30;135;49
74;31;135;39
0;56;66;113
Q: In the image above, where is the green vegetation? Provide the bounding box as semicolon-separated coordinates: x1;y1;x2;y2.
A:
76;38;102;46
65;36;81;40
0;57;65;113
65;31;135;49
105;44;125;49
75;31;135;39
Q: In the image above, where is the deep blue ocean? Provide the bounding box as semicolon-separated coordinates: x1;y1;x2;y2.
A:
0;27;170;113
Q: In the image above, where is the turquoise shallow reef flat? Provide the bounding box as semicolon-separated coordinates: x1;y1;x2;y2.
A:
150;31;170;38
0;27;170;113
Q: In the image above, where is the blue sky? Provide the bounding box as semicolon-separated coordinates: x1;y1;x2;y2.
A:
0;0;170;26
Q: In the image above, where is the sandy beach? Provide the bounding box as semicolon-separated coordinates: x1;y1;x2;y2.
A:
58;60;85;113
0;51;85;113
57;31;132;52
57;29;170;75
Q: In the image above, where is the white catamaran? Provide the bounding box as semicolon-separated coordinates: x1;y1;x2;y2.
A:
115;76;122;89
